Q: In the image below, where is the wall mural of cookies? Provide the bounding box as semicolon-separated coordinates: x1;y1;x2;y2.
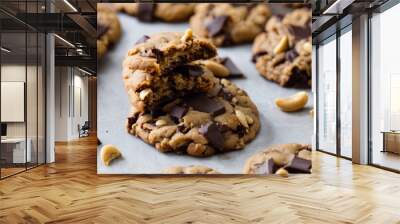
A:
97;3;313;175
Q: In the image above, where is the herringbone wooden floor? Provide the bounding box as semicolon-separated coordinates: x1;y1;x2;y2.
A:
1;135;400;224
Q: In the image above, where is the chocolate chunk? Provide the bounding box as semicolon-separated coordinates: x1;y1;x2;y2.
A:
220;90;233;101
127;116;137;127
236;125;246;137
170;106;188;122
288;25;311;40
222;58;244;78
252;51;268;63
284;67;309;88
199;122;224;151
135;35;150;45
206;15;229;37
97;23;109;39
276;14;285;20
286;156;311;173
285;49;299;62
183;94;226;116
266;159;277;174
138;4;155;22
150;108;164;117
173;65;203;77
216;123;230;133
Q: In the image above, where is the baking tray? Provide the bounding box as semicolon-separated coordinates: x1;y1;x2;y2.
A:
97;10;313;174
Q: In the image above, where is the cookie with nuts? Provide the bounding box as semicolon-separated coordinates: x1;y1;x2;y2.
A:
252;8;312;88
243;143;312;175
116;3;195;23
97;3;121;58
126;78;260;157
162;165;220;174
190;3;271;46
124;30;217;78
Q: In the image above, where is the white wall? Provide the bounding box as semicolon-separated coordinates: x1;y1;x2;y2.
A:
54;67;89;141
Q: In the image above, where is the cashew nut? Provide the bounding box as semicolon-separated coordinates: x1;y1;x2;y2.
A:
275;168;289;177
101;144;121;166
274;35;289;54
275;91;308;112
203;60;230;77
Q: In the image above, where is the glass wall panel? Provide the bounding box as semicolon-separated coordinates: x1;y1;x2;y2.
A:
27;30;38;169
339;27;352;158
1;30;27;177
317;35;337;154
371;3;400;171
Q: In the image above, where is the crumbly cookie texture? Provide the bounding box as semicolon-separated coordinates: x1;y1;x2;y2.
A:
252;8;312;88
126;79;260;157
190;3;271;46
124;31;217;77
97;4;121;58
243;143;312;175
116;3;195;22
123;63;219;113
163;165;220;174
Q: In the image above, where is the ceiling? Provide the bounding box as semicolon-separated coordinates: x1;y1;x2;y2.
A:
0;0;98;74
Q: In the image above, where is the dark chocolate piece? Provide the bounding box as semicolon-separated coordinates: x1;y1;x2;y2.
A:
288;25;311;41
199;122;224;151
220;90;233;101
252;51;268;63
284;67;309;88
170;106;189;122
222;57;244;78
138;4;155;22
174;65;203;77
183;94;226;116
216;123;230;133
285;49;299;62
135;35;150;45
206;15;229;37
286;156;311;173
97;23;109;39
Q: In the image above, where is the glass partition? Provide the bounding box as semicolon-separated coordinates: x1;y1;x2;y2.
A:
317;35;337;154
0;1;46;179
339;26;352;158
370;3;400;171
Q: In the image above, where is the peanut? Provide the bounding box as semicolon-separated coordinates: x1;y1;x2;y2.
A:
275;168;289;177
181;29;193;42
139;89;152;101
203;60;230;77
235;109;248;128
274;35;289;54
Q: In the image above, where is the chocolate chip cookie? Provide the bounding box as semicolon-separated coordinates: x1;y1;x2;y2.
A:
123;30;217;113
97;4;121;58
163;165;220;174
190;3;271;46
252;8;312;88
243;144;312;174
126;79;260;157
125;30;217;78
123;63;219;113
117;3;195;22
